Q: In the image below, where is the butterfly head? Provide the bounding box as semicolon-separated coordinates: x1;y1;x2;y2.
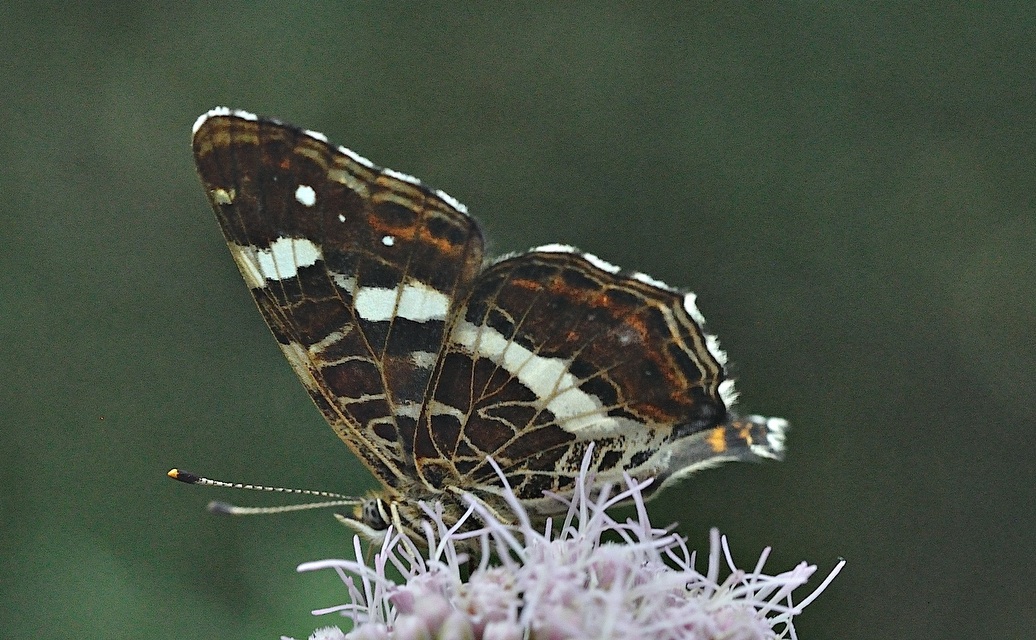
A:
338;488;510;546
337;494;435;545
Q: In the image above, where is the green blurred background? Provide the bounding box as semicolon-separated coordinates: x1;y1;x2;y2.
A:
2;3;1034;638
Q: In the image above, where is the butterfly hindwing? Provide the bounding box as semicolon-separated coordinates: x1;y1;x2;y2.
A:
415;247;735;512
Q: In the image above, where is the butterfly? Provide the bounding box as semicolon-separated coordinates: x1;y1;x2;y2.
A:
185;107;786;541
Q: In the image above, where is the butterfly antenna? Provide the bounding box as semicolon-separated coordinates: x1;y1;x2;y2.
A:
167;468;362;515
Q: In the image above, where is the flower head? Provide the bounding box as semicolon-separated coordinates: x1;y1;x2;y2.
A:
287;450;842;640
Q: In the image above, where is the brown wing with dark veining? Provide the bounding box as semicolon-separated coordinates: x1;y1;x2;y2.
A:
193;111;484;494
415;248;734;512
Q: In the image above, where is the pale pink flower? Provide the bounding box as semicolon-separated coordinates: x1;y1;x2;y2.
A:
286;451;842;640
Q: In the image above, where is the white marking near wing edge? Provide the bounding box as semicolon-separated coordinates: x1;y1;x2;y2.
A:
718;379;739;407
534;243;578;254
383;168;421;186
193;107;258;135
682;292;707;326
632;271;674;291
435;189;469;215
231;237;323;288
705;334;728;366
338;145;376;169
304;129;328;143
748;415;787;458
295;184;316;207
212;188;234;205
583;251;622;274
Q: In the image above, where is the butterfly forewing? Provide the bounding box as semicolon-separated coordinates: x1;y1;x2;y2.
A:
193;112;483;493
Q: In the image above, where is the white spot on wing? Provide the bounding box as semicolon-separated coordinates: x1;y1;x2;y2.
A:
354;288;397;322
212;188;234;205
409;351;437;369
382;235;395;247
338;214;346;222
295;184;316;207
354;282;451;323
396;283;450;321
616;328;637;345
332;273;357;292
235;237;323;286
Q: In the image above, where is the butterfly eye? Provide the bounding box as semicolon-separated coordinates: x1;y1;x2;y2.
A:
362;497;390;531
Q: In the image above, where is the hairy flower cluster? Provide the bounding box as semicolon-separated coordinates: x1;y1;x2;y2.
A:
284;455;842;640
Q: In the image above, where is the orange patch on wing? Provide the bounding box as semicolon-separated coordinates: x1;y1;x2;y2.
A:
707;426;729;453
